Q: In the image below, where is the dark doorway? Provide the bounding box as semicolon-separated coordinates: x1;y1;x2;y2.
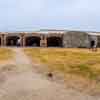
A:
6;36;20;46
25;36;40;47
47;36;62;47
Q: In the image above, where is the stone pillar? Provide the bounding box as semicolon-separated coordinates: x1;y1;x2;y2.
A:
23;34;26;47
20;35;23;46
40;35;47;47
3;34;7;46
20;34;24;47
1;34;4;46
20;33;25;47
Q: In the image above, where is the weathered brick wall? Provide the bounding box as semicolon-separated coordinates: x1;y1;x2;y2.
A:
0;31;99;48
63;31;90;48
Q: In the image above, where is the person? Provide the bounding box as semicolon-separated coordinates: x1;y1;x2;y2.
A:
90;40;97;51
17;39;21;46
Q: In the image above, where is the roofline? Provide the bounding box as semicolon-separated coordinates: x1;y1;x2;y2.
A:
0;29;99;33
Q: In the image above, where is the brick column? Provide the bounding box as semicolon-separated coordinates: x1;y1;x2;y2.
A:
20;33;25;47
1;34;4;46
23;35;26;47
20;34;24;47
40;35;47;47
20;35;23;47
3;34;7;46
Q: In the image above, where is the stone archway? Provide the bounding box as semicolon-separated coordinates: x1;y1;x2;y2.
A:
47;36;63;47
6;36;20;46
25;36;41;47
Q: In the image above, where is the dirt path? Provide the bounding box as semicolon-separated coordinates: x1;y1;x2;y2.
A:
14;48;32;65
0;48;98;100
13;48;33;72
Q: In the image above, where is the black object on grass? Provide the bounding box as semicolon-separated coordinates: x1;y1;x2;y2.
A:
47;72;53;78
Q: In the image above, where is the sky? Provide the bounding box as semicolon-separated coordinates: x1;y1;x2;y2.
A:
0;0;100;32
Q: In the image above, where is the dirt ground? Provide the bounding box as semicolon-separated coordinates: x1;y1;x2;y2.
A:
0;48;99;100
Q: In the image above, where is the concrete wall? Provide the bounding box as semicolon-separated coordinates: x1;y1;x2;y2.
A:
63;31;90;48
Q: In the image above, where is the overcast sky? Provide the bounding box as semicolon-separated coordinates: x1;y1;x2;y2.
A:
0;0;100;32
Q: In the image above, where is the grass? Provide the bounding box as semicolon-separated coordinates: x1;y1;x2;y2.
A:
24;48;100;80
0;48;13;61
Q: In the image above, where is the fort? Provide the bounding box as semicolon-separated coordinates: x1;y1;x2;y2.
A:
0;30;100;48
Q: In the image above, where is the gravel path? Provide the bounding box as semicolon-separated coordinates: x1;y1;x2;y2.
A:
0;48;98;100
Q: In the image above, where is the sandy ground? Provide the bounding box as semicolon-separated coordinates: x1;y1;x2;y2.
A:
0;48;99;100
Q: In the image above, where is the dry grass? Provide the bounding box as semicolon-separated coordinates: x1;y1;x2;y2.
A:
24;48;100;80
0;48;13;62
23;48;100;95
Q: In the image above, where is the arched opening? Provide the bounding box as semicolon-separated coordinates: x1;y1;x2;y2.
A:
6;36;20;46
47;36;62;47
25;36;40;47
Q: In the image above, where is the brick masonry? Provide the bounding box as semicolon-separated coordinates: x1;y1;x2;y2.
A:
0;31;99;48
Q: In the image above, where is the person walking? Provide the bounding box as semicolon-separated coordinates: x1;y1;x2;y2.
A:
90;40;97;51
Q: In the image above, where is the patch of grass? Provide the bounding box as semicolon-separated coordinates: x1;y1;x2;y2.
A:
24;48;100;80
68;64;98;80
0;48;13;61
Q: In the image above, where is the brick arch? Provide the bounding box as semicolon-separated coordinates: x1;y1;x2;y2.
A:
6;36;20;46
47;36;63;47
25;36;41;47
